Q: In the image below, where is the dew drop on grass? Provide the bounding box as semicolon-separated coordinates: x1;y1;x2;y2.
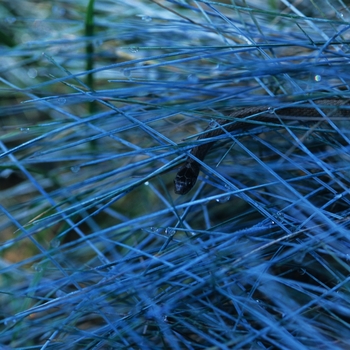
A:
57;97;66;105
298;268;306;275
50;237;60;248
216;195;231;203
20;127;30;133
31;151;41;158
187;74;199;83
4;317;17;326
52;5;65;16
93;39;103;48
165;227;176;236
209;119;218;128
32;263;43;272
141;15;152;22
314;74;321;82
337;11;345;20
123;69;131;77
6;17;16;24
71;165;80;173
294;251;305;264
56;290;67;297
27;68;37;78
274;211;285;222
340;44;350;53
129;46;139;53
149;226;159;232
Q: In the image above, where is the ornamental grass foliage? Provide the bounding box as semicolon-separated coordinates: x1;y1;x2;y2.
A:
1;0;350;349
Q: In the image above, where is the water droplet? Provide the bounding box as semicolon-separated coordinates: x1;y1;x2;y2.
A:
314;74;321;82
129;46;139;53
123;69;131;77
71;165;80;173
267;107;274;114
165;227;176;236
6;17;16;24
187;74;199;83
294;251;305;264
340;44;350;53
93;39;103;48
209;119;219;128
149;226;159;232
298;268;306;275
27;68;37;78
33;263;43;272
5;316;18;326
144;181;149;186
57;97;66;105
50;237;60;248
275;211;285;221
141;15;152;22
20;127;30;133
337;11;345;20
31;151;41;158
52;5;65;16
216;195;231;203
56;290;67;297
0;169;12;179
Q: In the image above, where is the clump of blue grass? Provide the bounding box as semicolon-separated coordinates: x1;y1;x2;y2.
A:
1;0;350;348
